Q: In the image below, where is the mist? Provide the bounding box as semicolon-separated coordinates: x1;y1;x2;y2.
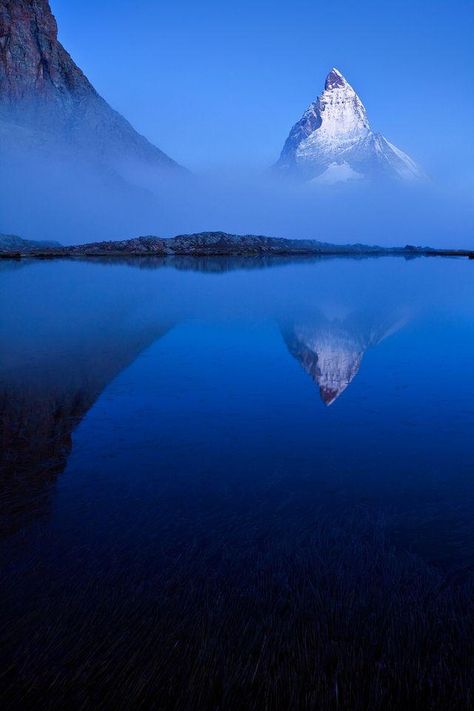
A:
1;149;472;249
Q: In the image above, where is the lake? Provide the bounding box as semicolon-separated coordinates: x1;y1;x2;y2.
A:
1;255;474;708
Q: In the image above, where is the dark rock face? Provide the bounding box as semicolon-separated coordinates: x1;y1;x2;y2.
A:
0;0;85;107
324;68;346;91
0;0;181;172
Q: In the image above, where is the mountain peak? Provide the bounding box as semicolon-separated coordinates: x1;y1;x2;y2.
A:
275;67;423;183
324;68;347;90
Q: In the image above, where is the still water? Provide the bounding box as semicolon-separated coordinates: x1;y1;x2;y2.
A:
1;256;474;708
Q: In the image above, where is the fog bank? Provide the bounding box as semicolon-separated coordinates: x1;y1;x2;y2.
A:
1;153;472;249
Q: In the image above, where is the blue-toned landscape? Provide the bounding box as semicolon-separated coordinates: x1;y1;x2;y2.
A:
1;256;474;706
1;0;474;707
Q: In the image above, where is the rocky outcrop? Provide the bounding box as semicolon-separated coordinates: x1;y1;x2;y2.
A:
65;232;386;256
23;232;440;257
1;231;470;259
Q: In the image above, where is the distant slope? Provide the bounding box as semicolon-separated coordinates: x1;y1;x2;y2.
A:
0;233;61;252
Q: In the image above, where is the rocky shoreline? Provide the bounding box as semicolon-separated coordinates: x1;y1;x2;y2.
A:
1;232;473;259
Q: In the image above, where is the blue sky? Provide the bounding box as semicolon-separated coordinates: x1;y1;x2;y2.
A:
53;0;473;185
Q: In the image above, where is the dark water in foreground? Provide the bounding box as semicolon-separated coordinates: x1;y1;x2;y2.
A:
1;256;474;709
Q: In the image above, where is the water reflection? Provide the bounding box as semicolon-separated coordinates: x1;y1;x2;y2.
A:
0;284;174;535
15;252;420;274
0;256;428;535
1;256;474;707
282;309;408;405
72;254;329;273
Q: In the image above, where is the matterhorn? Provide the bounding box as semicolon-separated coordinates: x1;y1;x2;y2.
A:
275;68;423;184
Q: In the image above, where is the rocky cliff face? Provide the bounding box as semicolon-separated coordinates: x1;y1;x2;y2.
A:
275;68;423;183
0;0;88;107
0;0;182;175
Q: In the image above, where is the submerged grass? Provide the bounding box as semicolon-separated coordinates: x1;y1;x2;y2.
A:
1;498;473;710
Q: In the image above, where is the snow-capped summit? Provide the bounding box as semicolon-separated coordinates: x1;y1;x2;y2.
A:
275;68;423;183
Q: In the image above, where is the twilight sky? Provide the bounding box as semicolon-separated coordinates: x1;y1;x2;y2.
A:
53;0;473;187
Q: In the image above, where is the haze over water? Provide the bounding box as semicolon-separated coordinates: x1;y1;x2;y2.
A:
1;255;474;707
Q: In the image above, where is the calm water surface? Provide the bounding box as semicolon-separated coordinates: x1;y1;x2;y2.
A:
1;256;474;709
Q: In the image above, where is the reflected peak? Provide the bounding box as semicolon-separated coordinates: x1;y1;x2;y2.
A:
282;311;407;406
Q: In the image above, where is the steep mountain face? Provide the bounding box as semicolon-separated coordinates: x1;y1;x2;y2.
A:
276;68;422;183
0;0;182;178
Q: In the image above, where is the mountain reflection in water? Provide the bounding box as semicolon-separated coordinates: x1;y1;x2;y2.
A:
283;309;408;405
1;255;474;709
0;256;416;536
